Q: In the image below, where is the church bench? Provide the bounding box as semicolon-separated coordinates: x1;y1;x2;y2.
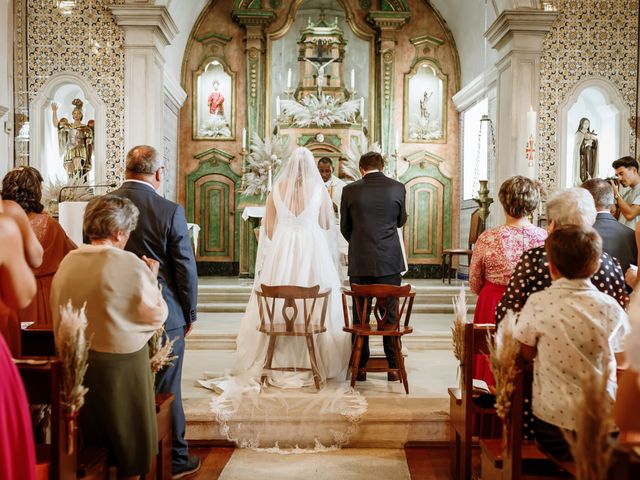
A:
142;393;175;480
448;323;501;480
21;323;56;357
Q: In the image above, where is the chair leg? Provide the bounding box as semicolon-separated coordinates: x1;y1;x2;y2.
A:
393;336;409;394
261;335;277;384
448;256;453;284
441;254;447;284
305;334;322;390
351;335;364;389
347;335;357;380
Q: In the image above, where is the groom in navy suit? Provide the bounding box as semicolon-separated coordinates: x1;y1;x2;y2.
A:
112;145;200;479
340;151;407;381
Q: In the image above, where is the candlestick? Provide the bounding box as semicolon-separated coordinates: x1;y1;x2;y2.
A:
242;127;247;150
287;68;292;90
276;96;281;117
350;69;355;91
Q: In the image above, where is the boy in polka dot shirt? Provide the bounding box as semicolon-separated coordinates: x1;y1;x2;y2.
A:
514;225;629;462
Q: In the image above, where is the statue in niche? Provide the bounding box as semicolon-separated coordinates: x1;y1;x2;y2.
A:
51;98;94;180
574;117;598;183
419;91;432;121
207;79;225;116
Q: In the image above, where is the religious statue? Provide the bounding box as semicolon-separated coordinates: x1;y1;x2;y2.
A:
207;79;224;116
419;91;432;121
574;117;598;184
51;99;94;180
303;57;337;94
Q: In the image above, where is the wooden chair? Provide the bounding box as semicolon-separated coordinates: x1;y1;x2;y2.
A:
341;283;415;394
480;357;573;480
448;323;500;480
255;284;331;390
143;393;174;480
21;324;56;357
441;208;484;284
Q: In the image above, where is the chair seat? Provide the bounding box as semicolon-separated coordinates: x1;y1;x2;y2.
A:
258;324;326;335
443;248;472;255
343;325;413;336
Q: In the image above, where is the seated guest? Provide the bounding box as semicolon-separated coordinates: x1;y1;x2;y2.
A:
2;166;76;327
469;176;546;383
515;225;629;462
581;178;636;287
0;198;37;480
496;188;628;325
50;195;167;480
0;198;43;355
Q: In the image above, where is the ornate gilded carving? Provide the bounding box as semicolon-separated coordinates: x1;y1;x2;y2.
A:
381;0;409;12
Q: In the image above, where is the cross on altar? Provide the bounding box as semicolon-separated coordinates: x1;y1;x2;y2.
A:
525;135;535;167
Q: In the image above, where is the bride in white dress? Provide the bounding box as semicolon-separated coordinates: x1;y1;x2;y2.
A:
234;146;351;387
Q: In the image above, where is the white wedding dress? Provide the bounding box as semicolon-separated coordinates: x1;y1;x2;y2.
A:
210;147;364;450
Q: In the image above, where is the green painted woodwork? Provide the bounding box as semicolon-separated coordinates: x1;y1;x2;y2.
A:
233;0;263;9
186;157;240;262
400;153;452;264
298;134;342;147
381;0;410;12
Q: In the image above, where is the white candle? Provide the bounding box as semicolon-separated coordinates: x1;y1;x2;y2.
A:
360;97;365;115
268;164;273;192
242;127;247;150
276;96;281;117
287;68;292;89
395;130;399;152
350;69;355;90
526;106;537;172
526;106;537;138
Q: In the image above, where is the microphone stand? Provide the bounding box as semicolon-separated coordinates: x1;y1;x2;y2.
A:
58;183;117;203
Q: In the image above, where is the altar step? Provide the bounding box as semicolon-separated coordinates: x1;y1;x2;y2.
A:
197;282;476;315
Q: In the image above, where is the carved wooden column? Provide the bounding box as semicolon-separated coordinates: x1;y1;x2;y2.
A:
366;11;410;167
486;10;557;184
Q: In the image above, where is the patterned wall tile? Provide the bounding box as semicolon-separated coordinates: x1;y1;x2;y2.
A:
538;0;638;192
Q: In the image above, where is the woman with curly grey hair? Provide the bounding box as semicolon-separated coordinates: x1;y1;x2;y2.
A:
50;195;168;479
469;176;547;384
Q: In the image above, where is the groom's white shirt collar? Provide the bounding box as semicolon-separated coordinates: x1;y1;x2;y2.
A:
363;170;379;176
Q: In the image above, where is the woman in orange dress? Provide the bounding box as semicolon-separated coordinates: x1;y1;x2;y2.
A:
2;167;75;328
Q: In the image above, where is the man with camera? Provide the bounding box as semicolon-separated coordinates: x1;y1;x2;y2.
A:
610;156;640;229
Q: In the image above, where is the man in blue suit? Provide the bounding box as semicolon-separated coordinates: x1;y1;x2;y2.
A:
112;145;200;479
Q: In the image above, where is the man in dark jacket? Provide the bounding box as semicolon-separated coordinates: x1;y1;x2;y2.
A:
582;178;637;289
112;145;200;479
340;151;407;381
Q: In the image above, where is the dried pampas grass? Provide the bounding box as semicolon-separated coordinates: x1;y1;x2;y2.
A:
149;327;178;376
563;359;614;480
54;301;91;454
451;285;468;365
487;311;520;448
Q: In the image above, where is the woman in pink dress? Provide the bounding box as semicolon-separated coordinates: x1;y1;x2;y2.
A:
2;167;76;328
0;198;37;480
469;176;547;384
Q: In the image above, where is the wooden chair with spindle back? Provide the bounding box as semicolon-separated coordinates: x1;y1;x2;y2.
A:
255;284;331;390
441;208;484;284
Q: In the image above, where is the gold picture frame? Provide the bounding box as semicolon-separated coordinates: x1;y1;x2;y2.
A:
192;56;236;141
403;58;447;144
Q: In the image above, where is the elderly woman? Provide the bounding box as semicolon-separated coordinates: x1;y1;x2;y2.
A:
469;176;546;384
496;187;628;325
50;195;167;480
2;166;75;327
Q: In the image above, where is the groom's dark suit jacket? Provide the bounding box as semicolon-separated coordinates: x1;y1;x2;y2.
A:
593;211;637;275
340;172;407;277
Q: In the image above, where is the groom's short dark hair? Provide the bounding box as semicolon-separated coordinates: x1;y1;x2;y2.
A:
359;152;384;172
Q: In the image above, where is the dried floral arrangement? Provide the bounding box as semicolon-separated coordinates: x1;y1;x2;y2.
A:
281;94;360;128
54;301;91;454
451;285;468;366
409;114;442;141
563;359;614;480
343;133;385;181
149;327;178;377
243;134;292;198
198;115;231;138
487;311;520;449
43;176;93;214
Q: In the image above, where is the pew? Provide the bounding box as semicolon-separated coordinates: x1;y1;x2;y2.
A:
448;323;501;480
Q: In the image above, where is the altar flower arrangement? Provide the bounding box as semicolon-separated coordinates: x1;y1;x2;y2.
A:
54;301;91;454
149;327;178;377
487;311;520;450
281;94;360;128
43;176;93;215
343;132;385;181
243;134;291;198
198;114;231;138
563;359;614;480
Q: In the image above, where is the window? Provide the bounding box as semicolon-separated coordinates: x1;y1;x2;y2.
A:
462;98;489;200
